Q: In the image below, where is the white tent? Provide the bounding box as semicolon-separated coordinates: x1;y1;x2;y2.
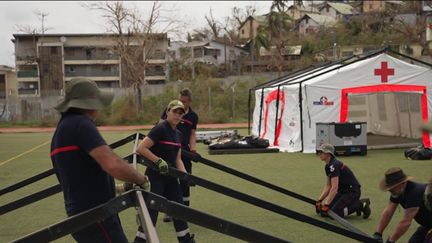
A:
250;50;432;153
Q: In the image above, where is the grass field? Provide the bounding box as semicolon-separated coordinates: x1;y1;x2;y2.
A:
0;129;431;243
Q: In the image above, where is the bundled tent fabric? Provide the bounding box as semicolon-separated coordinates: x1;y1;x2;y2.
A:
250;49;432;153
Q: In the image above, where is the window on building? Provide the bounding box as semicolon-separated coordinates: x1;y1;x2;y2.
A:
18;81;39;95
86;48;93;59
43;64;50;73
0;74;5;99
51;47;58;55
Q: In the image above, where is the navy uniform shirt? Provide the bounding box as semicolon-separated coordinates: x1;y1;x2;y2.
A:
161;107;198;149
325;157;361;192
390;181;432;228
50;112;114;216
146;120;182;176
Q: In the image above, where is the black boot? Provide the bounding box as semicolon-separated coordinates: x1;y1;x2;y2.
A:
181;234;195;243
360;198;371;219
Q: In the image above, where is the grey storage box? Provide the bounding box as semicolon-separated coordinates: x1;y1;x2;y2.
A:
316;122;367;156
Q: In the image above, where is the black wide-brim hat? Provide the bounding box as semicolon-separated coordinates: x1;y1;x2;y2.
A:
379;167;413;191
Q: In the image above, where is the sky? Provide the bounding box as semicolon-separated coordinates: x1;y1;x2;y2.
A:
0;1;274;67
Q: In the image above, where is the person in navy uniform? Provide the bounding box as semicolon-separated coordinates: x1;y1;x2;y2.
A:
315;143;371;219
134;100;195;243
372;168;432;243
160;88;198;222
51;78;148;243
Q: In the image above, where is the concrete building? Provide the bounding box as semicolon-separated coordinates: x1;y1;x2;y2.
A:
296;13;337;36
318;2;354;21
238;15;267;40
0;65;17;102
12;33;169;97
175;40;248;67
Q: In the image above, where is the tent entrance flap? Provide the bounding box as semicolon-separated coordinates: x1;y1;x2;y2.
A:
340;84;429;147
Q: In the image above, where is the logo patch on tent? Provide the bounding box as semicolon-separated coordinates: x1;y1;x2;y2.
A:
313;96;334;106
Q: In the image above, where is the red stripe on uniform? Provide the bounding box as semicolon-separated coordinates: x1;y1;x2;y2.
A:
181;118;193;126
159;141;181;147
97;222;113;243
50;145;80;157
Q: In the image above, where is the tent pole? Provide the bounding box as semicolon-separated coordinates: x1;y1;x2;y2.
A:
299;83;304;152
274;86;281;145
248;89;251;135
258;88;265;137
387;49;432;68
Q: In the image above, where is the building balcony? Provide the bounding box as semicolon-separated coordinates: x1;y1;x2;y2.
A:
64;59;119;65
65;71;120;77
145;70;166;76
148;59;166;64
17;70;38;78
145;75;166;80
64;76;120;82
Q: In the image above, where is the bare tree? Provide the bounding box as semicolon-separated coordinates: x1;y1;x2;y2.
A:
220;5;257;44
15;9;53;90
204;8;221;39
84;1;185;112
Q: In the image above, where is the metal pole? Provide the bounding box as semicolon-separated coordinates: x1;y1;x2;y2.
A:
132;133;159;243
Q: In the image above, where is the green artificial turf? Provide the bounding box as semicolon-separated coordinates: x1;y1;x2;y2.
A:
0;130;431;242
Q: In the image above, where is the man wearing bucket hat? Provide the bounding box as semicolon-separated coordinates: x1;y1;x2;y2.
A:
315;143;371;219
51;78;149;242
134;100;195;243
372;167;432;243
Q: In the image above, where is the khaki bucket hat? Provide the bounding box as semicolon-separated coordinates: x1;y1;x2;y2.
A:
379;167;413;191
167;100;185;113
317;143;335;157
55;78;114;112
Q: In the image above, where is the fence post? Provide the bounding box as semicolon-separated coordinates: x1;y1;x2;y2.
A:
208;86;211;112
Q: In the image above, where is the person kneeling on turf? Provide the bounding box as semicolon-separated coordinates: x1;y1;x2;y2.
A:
315;143;371;219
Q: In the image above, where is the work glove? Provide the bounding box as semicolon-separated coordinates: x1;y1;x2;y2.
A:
115;182;133;195
372;232;383;243
156;158;169;175
320;204;329;217
425;179;432;211
137;175;150;191
189;149;201;161
315;200;322;214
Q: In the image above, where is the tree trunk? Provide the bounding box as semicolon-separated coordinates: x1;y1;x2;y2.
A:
135;83;143;113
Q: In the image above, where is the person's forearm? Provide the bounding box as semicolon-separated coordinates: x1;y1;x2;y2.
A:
376;209;393;233
389;219;411;241
137;147;159;164
189;130;197;151
325;187;338;205
108;158;146;184
176;159;187;173
318;186;330;201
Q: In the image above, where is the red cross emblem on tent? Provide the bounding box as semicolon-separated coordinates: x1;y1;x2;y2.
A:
374;61;394;83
